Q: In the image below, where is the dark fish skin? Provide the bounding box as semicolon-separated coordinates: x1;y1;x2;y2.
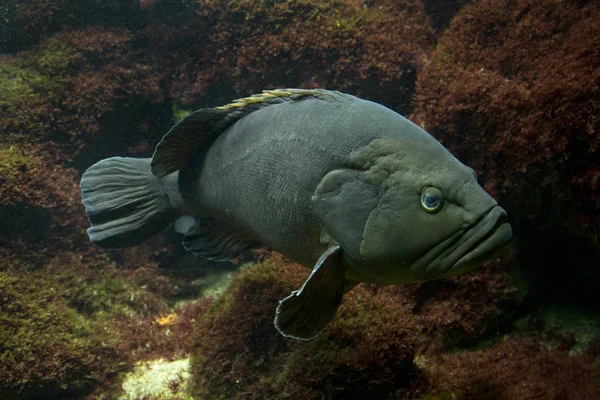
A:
80;89;512;340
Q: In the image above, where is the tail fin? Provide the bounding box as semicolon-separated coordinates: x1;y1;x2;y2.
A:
80;157;178;248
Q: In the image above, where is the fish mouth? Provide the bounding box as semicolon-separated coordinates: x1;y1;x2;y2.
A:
413;205;512;279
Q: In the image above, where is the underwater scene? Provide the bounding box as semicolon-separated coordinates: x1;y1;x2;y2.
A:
1;0;599;399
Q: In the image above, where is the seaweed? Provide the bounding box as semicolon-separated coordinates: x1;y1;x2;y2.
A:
189;253;522;399
142;0;435;113
411;0;600;304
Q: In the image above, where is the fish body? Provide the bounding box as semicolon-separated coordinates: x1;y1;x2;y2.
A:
189;95;394;269
81;89;512;340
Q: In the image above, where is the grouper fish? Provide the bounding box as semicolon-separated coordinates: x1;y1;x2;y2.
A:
80;89;512;340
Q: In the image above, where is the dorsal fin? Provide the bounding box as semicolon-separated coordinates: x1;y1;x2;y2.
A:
150;89;357;177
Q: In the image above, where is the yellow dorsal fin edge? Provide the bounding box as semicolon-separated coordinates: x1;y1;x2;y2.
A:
214;89;318;111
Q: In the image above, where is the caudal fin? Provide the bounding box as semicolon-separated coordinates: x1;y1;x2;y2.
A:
80;157;178;248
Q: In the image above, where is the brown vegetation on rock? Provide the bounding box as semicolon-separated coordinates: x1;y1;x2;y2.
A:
2;0;597;398
411;0;600;302
1;27;166;164
0;0;140;52
416;337;600;400
189;253;521;399
143;0;435;111
413;0;599;226
0;246;210;399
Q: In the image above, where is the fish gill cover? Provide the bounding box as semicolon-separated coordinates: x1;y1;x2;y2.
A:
0;0;599;399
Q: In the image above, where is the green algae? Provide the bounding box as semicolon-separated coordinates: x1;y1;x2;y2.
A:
200;260;285;317
0;144;29;179
0;32;92;137
0;253;179;399
0;56;62;137
0;62;51;106
0;35;74;104
19;37;81;75
189;257;419;399
57;269;149;318
188;254;524;399
0;269;118;398
189;258;302;399
0;144;38;203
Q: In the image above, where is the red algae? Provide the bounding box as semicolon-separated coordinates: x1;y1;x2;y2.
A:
0;0;140;52
189;253;523;399
188;252;600;399
142;0;434;112
415;337;600;400
411;0;600;303
0;245;211;399
412;0;600;231
1;0;597;398
1;27;166;168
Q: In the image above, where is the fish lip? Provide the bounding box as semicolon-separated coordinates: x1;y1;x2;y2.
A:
414;205;511;279
443;205;511;274
451;215;512;272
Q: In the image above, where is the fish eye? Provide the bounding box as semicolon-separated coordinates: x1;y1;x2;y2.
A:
420;187;444;213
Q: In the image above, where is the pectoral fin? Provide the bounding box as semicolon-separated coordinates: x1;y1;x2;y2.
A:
274;245;346;340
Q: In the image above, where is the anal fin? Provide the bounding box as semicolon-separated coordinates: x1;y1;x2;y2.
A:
183;217;259;261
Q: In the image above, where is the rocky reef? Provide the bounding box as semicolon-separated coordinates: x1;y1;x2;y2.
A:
144;0;435;113
411;0;600;305
1;0;599;399
188;253;599;399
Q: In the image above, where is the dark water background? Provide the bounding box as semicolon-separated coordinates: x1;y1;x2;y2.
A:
0;0;599;399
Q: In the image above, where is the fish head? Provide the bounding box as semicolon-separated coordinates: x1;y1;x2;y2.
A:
313;138;512;284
